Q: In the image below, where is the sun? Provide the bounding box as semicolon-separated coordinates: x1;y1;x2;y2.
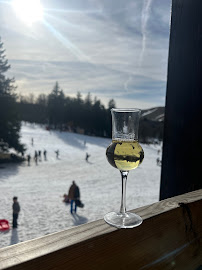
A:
12;0;44;26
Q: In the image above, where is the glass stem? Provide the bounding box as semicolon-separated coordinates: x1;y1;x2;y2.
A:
120;171;128;215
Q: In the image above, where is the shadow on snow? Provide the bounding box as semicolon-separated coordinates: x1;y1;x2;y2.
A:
0;163;20;181
53;130;110;150
71;213;88;226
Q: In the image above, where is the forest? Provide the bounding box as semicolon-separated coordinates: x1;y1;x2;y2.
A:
15;83;164;144
16;83;114;138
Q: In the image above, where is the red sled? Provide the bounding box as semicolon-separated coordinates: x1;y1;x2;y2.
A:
0;219;10;231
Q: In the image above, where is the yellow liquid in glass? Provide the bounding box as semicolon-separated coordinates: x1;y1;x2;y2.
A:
106;140;144;171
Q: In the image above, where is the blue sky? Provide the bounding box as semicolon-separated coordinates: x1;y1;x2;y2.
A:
0;0;171;109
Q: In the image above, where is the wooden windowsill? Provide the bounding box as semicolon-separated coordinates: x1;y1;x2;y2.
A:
0;189;201;270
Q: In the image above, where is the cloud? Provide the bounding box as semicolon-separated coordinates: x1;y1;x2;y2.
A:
139;0;153;66
1;0;171;109
7;58;166;109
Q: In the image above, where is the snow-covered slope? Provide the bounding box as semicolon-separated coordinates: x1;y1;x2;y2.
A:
0;123;162;248
141;107;165;122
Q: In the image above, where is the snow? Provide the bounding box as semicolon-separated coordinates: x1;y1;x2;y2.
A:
0;123;162;248
155;113;164;122
141;108;157;117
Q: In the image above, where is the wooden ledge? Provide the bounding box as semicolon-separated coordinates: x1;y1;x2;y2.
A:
0;189;201;270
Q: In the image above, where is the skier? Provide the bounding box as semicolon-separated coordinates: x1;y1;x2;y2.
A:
85;152;90;162
55;150;59;159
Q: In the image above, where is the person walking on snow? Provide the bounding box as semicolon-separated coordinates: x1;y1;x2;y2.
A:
34;150;38;165
68;181;80;214
55;150;59;159
12;197;20;228
43;150;47;160
27;154;31;166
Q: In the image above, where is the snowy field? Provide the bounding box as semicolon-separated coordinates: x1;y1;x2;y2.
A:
0;123;162;248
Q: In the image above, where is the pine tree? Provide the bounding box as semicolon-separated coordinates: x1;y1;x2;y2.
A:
48;81;66;128
0;37;25;153
108;99;116;110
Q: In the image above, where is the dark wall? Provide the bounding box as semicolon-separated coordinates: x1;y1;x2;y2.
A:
160;0;202;199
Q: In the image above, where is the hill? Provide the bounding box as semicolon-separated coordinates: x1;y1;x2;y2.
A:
139;107;165;143
141;107;165;122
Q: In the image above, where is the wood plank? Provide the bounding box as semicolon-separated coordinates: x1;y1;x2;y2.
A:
160;0;202;199
0;190;201;270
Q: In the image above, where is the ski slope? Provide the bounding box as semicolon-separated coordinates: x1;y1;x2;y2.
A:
0;123;162;248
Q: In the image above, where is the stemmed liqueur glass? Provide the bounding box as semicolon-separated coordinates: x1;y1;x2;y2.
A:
104;108;144;228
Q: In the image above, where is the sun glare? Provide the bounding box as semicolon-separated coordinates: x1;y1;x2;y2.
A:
12;0;43;25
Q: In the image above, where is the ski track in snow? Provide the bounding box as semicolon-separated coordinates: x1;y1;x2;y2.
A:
0;123;162;248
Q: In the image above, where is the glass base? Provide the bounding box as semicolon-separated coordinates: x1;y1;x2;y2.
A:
104;211;143;229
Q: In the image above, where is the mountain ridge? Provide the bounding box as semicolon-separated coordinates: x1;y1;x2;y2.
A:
141;106;165;122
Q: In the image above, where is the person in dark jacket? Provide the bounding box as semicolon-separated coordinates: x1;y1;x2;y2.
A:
85;152;90;162
68;181;80;214
27;154;31;166
12;197;20;228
